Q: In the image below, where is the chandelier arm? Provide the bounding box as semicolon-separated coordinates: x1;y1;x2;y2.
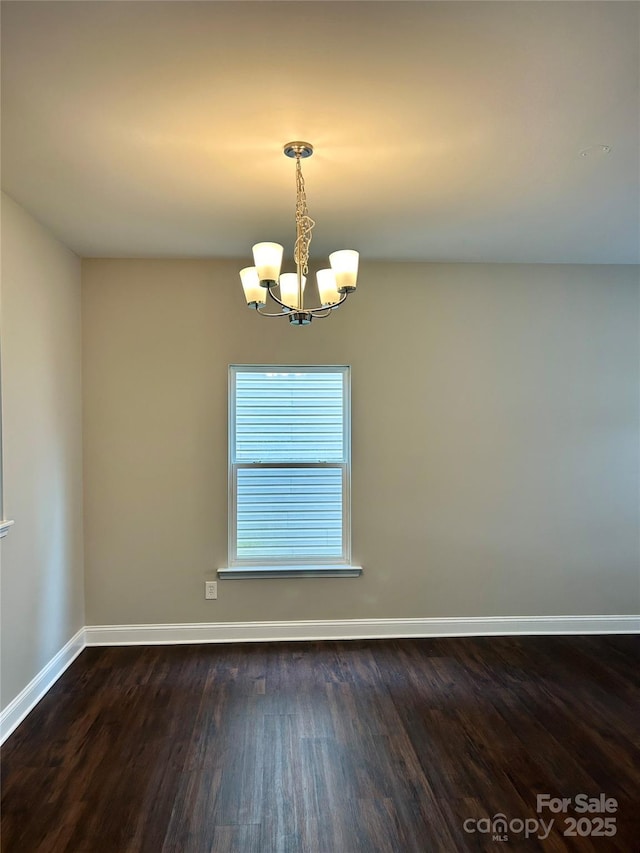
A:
255;307;292;317
306;293;349;317
255;290;348;320
266;284;294;313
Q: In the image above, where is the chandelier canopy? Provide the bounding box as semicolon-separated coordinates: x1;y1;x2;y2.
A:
239;142;359;326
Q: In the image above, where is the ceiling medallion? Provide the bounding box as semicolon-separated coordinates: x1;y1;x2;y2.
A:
239;142;359;326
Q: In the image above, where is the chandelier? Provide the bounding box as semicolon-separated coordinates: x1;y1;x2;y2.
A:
239;142;359;326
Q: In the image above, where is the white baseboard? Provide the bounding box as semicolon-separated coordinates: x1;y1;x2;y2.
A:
84;615;640;646
0;627;86;745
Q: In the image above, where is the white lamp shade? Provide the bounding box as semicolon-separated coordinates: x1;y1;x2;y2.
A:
279;273;306;309
240;267;266;305
316;268;341;307
329;249;359;291
252;242;283;282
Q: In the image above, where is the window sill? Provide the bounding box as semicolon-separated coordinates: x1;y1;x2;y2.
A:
218;565;362;580
0;520;15;539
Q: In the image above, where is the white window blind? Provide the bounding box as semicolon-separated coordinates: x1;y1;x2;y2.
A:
229;367;350;566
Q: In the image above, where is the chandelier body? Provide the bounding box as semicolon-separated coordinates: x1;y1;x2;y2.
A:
239;143;359;325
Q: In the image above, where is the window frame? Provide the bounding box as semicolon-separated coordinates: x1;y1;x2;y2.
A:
227;364;353;572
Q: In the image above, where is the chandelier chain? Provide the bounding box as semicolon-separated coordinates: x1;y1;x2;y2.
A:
294;155;315;277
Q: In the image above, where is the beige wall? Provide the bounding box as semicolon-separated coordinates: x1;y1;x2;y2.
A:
1;193;84;710
82;259;639;625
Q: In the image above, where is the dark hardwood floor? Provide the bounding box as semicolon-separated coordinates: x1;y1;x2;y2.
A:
1;636;638;852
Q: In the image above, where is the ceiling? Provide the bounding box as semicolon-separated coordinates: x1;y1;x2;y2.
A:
1;1;638;263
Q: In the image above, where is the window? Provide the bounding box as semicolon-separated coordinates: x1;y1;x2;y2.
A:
221;366;360;578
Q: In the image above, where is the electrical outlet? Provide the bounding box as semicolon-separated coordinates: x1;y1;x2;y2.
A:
205;581;217;600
